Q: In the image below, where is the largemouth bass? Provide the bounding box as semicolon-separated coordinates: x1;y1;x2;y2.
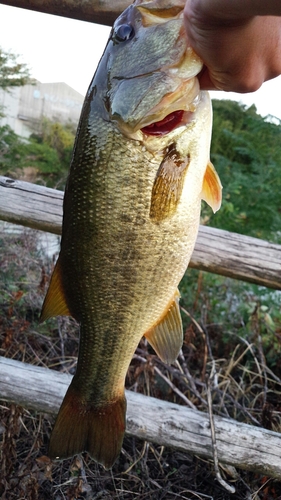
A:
41;0;222;469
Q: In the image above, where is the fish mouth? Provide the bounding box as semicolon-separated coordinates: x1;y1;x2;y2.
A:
140;109;194;136
136;72;200;138
115;75;200;141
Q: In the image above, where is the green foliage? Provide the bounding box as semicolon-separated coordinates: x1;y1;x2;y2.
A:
0;119;75;188
0;123;18;152
0;124;22;172
203;99;281;242
36;118;76;165
179;269;281;370
0;48;33;90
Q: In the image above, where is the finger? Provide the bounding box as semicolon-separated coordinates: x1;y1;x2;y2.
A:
197;67;220;91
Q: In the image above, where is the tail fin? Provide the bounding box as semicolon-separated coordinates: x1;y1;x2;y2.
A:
48;384;126;469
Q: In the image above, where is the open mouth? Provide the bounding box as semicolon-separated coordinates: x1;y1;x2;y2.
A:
141;109;185;136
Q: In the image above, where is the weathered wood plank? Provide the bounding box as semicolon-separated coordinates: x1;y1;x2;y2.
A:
1;176;280;289
0;0;131;26
189;225;281;289
0;177;63;235
1;356;281;479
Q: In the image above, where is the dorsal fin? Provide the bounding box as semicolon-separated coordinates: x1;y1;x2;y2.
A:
40;256;71;322
144;290;183;364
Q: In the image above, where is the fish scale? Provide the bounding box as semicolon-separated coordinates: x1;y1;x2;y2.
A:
40;0;222;469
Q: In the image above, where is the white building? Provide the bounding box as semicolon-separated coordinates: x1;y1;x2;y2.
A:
0;80;84;137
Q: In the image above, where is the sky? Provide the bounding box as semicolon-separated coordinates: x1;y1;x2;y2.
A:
0;3;281;120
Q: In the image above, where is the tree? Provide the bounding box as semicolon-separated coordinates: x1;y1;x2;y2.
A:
0;47;33;90
202;99;281;243
0;119;75;189
38;118;76;170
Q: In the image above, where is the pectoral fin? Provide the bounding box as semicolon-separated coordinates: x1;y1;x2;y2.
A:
201;161;222;213
144;291;183;364
150;144;190;222
40;256;71;322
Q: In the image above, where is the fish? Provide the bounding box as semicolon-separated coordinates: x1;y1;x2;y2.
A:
40;0;222;469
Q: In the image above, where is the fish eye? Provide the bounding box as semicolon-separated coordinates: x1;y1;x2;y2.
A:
114;24;135;43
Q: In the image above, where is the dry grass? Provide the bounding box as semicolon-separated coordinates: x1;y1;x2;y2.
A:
1;227;281;499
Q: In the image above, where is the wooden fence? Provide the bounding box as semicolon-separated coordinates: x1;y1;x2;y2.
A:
1;0;281;482
1;174;281;479
1;176;281;289
0;0;130;26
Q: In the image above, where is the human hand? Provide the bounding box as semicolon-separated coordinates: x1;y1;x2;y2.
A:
184;0;281;93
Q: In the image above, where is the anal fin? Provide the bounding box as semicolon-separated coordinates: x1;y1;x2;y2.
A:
40;256;71;322
144;290;183;364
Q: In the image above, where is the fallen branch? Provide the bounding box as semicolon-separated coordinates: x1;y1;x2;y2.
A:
0;176;280;289
1;356;281;479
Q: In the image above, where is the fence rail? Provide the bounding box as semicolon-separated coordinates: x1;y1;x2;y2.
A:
0;0;131;26
1;175;280;289
1;356;281;479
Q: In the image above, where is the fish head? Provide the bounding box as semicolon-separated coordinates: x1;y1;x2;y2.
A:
99;0;203;146
93;0;221;215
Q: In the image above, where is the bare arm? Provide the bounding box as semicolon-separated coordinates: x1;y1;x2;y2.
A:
184;0;281;92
